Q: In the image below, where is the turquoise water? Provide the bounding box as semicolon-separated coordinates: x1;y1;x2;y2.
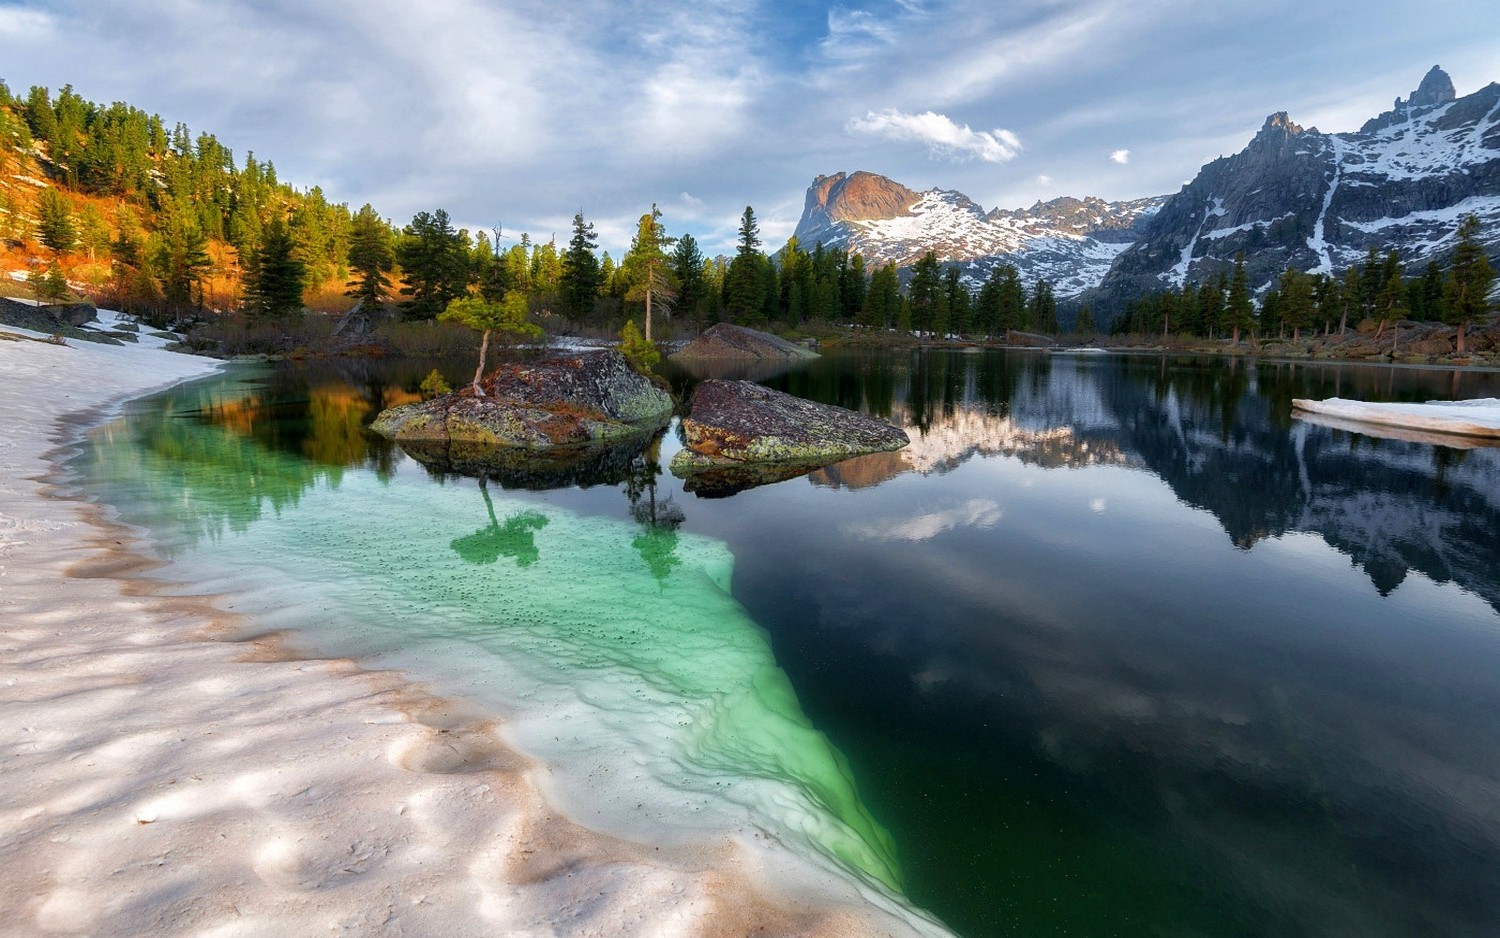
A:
70;353;1500;937
70;365;924;925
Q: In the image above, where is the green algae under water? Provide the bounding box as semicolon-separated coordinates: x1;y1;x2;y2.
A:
70;370;927;925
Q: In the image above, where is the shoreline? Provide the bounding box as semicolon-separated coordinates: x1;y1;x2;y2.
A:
0;327;937;935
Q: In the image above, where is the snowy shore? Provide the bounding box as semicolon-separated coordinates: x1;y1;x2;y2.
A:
1292;396;1500;441
0;321;938;936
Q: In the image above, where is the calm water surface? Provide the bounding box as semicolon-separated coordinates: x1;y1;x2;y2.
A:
72;350;1500;937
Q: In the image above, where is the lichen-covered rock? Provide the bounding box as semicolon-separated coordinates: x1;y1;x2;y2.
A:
370;350;672;449
670;323;819;361
669;379;907;474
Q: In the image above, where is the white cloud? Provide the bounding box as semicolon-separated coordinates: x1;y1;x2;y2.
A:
0;5;53;38
848;499;1003;542
848;109;1021;163
1110;148;1130;164
1035;173;1053;185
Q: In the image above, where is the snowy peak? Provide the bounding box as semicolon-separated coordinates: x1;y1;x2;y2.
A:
1097;65;1500;309
791;171;1167;297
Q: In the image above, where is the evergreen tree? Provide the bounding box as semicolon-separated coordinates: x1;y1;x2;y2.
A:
974;266;1004;336
944;267;970;336
1279;267;1315;340
997;266;1026;332
1074;304;1096;336
396;209;470;319
244;217;306;320
620;204;677;340
907;251;943;334
1443;214;1496;355
671;233;707;332
345;203;394;307
440;292;541;395
1028;280;1058;333
35;187;75;253
559;212;602;322
862;263;900;329
1225;252;1254;344
724;206;764;323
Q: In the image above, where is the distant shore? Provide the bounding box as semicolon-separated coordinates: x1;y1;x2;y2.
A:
0;321;941;936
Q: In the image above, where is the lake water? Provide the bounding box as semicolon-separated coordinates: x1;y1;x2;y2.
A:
69;350;1500;937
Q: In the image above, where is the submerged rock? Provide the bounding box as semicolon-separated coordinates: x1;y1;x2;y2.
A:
670;379;908;480
370;349;672;450
670;323;820;361
394;428;665;489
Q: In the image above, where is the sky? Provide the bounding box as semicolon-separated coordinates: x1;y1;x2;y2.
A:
1;0;1496;257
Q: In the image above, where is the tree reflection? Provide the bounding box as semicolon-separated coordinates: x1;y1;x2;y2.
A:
449;477;550;567
624;435;684;584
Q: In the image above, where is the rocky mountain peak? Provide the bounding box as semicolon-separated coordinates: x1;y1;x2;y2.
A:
1255;111;1305;145
1408;65;1456;109
796;171;921;250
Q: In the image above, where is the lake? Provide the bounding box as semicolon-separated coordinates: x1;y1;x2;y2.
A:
68;349;1500;937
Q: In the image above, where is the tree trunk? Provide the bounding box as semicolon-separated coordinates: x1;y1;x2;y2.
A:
472;329;490;396
1457;320;1468;356
1339;309;1348;335
1232;324;1240;345
645;289;652;343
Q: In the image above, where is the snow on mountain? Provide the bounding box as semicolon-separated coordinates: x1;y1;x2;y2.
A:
791;171;1167;298
1097;66;1500;307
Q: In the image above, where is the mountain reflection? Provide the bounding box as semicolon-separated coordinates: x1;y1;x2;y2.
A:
796;352;1500;613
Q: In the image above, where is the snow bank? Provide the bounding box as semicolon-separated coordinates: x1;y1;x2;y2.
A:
1292;397;1500;442
0;321;942;935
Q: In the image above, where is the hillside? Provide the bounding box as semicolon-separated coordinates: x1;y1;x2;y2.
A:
0;80;375;320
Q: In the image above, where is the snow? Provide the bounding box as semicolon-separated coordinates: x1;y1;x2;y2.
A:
842;189;1164;297
1292;397;1500;441
0;319;946;936
1168;198;1224;287
1306;136;1344;275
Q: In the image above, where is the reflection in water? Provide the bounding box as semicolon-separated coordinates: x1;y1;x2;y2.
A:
80;353;1500;938
773;352;1500;615
450;480;550;567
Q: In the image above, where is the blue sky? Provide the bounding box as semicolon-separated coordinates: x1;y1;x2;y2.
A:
1;0;1496;256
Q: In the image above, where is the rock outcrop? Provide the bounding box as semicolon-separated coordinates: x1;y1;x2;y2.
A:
370;350;672;451
671;323;819;362
669;379;908;476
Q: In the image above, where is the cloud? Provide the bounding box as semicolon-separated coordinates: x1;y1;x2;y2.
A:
1035;173;1053;185
848;109;1022;163
0;5;53;38
1110;148;1130;164
848;499;1003;542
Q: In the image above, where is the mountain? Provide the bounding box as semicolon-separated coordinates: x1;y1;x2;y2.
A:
791;170;1168;297
1095;66;1500;306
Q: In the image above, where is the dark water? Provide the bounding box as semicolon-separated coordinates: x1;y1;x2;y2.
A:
77;350;1500;937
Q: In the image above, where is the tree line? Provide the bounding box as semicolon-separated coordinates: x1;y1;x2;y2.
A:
1111;216;1495;353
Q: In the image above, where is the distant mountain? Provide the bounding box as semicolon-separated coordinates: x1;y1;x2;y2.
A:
1094;66;1500;307
790;170;1168;298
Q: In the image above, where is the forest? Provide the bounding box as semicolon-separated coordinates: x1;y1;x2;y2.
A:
1;80;1491;356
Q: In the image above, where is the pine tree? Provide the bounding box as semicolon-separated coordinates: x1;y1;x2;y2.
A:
440;292;541;395
907;252;943;334
346;204;394;307
620;204;677;341
1225;252;1254;344
944;267;970;336
244;217;306;320
1074;304;1095;335
671;233;706;332
559;212;602;322
724;206;764;324
1443;214;1496;355
1028;280;1057;333
396;209;470;319
34;187;75;253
